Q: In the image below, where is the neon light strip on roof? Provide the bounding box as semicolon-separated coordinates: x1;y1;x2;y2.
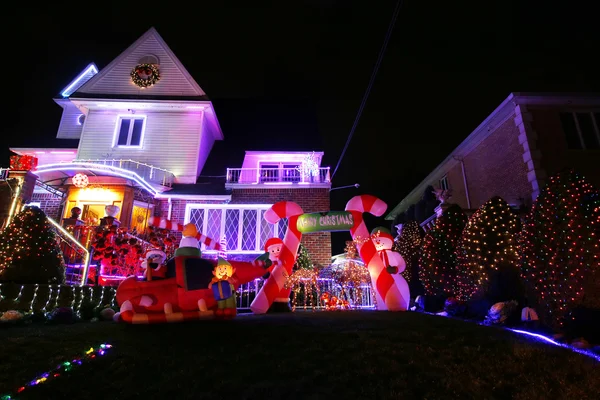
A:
61;64;99;98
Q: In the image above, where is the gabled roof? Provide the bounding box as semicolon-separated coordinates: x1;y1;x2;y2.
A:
72;27;207;100
57;63;98;98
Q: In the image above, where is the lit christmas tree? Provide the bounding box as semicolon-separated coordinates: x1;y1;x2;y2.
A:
419;205;467;297
456;196;520;301
394;221;423;284
521;169;600;327
294;243;312;270
0;206;65;284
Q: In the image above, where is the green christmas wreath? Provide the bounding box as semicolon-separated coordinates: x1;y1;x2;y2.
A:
130;63;160;88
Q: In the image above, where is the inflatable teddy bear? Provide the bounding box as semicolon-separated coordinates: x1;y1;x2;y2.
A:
141;248;168;280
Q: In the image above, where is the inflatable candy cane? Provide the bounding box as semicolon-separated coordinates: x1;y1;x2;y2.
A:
147;217;221;251
250;201;304;314
148;216;184;231
346;195;410;311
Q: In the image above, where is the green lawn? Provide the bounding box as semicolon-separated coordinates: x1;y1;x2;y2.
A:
1;311;598;399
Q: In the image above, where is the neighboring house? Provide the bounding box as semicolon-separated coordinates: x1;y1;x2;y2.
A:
386;92;600;231
1;27;331;266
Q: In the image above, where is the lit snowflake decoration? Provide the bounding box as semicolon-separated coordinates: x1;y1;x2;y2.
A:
296;152;320;181
72;173;89;188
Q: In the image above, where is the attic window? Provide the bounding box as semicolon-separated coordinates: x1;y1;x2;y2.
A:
138;54;159;65
77;114;86;125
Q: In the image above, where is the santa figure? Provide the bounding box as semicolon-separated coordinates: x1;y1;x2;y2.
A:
141;248;168;280
254;237;284;280
371;227;406;275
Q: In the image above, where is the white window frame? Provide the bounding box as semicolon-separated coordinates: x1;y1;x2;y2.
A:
439;175;449;190
184;204;279;254
258;161;302;183
563;111;600;150
112;115;147;148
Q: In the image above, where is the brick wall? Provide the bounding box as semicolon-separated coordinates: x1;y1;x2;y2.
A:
231;188;331;266
154;199;229;222
529;107;600;189
445;115;533;210
31;192;63;220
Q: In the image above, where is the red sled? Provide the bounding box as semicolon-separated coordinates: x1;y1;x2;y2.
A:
114;255;271;324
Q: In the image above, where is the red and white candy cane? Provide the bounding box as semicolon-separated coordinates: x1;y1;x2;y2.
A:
250;201;304;314
147;217;221;251
346;195;410;311
148;216;184;231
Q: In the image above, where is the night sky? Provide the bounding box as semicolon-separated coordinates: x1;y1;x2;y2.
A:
2;2;600;253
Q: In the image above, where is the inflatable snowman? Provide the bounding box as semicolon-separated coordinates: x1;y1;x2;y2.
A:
371;227;406;274
175;223;201;257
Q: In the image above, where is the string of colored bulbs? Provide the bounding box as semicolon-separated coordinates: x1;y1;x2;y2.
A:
0;343;113;400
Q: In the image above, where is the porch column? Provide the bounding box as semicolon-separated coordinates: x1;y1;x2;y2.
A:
3;170;38;228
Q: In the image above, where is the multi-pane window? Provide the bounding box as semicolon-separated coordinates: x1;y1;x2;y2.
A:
559;112;600;150
185;204;285;253
114;116;146;147
259;162;301;183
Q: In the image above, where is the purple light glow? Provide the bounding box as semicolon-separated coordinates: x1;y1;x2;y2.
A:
35;163;159;196
61;63;99;97
508;328;600;362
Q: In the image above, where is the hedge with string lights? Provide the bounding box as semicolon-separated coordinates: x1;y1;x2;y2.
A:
456;196;521;301
419;204;467;297
0;206;65;284
394;220;423;285
520;169;600;327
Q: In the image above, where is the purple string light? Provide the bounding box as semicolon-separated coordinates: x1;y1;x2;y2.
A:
508;329;600;362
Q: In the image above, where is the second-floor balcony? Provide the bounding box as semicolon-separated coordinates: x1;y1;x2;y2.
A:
74;159;176;188
226;167;331;188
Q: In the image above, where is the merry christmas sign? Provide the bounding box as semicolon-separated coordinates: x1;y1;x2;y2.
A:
296;211;355;233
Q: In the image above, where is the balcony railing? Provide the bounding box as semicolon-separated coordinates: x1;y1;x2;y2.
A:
74;159;175;187
420;213;438;232
226;167;331;186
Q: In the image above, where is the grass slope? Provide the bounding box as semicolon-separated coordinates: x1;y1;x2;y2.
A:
1;312;598;399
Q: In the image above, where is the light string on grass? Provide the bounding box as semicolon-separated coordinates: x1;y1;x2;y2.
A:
0;343;113;400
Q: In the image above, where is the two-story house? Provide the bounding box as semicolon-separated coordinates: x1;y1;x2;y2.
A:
386;92;600;231
2;28;332;266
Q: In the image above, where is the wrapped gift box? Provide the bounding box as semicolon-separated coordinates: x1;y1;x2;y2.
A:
9;155;38;171
212;280;233;301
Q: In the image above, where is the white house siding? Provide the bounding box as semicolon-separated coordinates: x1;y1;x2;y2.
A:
77;110;204;183
76;32;204;97
56;101;85;139
197;115;215;178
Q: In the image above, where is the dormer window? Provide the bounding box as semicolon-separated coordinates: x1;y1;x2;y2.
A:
113;115;146;148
